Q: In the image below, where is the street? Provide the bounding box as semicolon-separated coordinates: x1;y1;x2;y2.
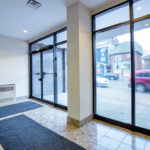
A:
96;79;150;129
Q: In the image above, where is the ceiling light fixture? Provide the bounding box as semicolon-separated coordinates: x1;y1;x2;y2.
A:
23;30;28;33
26;0;42;9
136;6;142;11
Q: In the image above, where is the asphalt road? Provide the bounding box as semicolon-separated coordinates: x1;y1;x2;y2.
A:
96;79;150;129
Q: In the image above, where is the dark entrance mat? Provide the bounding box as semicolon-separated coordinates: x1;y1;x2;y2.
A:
0;115;86;150
0;101;43;118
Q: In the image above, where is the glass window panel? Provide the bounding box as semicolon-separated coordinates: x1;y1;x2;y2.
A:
31;36;53;51
95;3;129;31
56;30;67;43
133;0;150;19
57;43;67;106
43;49;54;102
134;18;150;129
32;53;41;98
95;24;131;123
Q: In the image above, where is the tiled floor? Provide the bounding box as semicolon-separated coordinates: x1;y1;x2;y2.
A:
0;99;150;150
0;144;4;150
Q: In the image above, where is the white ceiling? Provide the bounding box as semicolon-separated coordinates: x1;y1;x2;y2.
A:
0;0;114;41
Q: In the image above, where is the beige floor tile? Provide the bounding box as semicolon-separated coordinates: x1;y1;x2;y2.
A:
105;128;127;142
0;144;4;150
98;136;121;150
118;143;142;150
123;134;146;149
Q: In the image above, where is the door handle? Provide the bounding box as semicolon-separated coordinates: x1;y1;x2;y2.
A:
36;73;40;75
43;72;54;75
38;78;42;81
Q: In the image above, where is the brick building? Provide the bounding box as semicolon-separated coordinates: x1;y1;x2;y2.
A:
109;41;143;78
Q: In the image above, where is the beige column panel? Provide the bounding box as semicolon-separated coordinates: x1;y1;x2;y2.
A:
67;2;92;127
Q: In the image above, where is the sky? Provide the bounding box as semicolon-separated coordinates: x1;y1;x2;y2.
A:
117;27;150;54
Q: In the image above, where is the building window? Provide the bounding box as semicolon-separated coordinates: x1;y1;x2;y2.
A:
93;0;150;134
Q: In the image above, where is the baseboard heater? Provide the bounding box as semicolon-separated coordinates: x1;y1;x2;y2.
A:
0;84;16;103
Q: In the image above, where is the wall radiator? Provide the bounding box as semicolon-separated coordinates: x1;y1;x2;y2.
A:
0;84;16;102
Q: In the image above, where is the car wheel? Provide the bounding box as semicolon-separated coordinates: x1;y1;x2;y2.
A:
136;84;146;93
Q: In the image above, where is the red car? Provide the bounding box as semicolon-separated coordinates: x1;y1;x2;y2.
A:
128;70;150;92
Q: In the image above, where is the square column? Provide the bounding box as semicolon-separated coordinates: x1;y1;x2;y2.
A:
67;2;93;127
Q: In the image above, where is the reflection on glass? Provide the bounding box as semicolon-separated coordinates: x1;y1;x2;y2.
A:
56;30;67;43
57;43;67;106
134;18;150;129
95;25;131;123
43;50;54;102
31;36;53;51
133;0;150;19
95;3;129;30
32;53;41;98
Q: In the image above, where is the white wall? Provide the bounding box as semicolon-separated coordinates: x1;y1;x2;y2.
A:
0;35;28;98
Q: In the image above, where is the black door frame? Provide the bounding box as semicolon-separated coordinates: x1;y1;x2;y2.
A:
29;28;67;110
30;46;55;104
92;1;150;135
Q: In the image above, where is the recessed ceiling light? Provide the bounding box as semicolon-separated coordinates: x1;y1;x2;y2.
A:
136;6;142;11
144;23;149;27
23;30;28;33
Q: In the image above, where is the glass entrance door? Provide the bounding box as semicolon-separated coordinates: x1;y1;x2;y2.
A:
32;53;41;99
42;49;54;103
31;48;54;103
30;28;67;109
31;46;68;106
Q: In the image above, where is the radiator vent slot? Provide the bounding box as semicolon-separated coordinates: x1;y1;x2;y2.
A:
0;87;14;92
0;84;16;102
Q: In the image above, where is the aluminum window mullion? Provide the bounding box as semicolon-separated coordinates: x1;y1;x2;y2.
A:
92;15;97;115
53;33;58;106
129;0;136;129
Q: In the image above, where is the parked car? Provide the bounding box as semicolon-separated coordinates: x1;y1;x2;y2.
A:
128;70;150;92
98;73;119;80
96;75;109;87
